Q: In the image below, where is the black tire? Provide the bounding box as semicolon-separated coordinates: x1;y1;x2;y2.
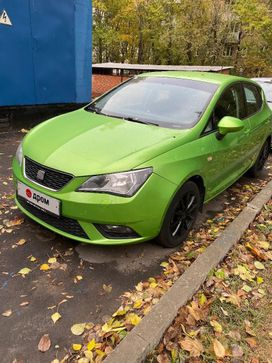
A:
157;181;201;248
247;139;270;178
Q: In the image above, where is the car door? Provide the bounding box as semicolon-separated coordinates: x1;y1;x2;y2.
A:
201;82;252;199
242;82;270;161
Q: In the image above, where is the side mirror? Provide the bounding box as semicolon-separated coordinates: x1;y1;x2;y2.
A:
216;116;244;140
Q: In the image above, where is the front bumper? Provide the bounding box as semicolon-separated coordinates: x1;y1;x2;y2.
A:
13;158;176;245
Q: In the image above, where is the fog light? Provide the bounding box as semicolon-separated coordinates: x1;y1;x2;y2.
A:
94;224;139;239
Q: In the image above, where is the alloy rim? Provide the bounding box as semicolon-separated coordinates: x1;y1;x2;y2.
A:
170;192;198;237
257;143;269;170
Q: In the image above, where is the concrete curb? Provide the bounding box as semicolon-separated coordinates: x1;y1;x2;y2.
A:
104;180;272;363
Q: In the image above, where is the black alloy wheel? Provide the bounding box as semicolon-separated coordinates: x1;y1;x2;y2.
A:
157;181;201;248
248;139;270;178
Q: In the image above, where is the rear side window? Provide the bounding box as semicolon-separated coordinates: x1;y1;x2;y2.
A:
243;83;263;117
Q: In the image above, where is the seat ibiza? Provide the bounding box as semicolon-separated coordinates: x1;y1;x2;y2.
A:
13;72;272;247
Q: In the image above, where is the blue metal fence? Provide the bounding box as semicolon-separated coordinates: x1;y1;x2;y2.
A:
0;0;92;107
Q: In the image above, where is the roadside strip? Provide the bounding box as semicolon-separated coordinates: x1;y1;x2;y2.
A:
104;180;272;363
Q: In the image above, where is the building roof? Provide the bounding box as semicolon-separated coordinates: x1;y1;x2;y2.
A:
92;62;233;72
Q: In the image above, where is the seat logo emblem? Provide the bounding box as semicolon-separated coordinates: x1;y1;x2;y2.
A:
37;169;45;181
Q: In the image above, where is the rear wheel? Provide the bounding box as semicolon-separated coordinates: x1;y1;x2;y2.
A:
247;139;270;178
157;181;201;248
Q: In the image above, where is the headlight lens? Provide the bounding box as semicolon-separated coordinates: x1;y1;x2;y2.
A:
77;168;152;196
15;142;23;166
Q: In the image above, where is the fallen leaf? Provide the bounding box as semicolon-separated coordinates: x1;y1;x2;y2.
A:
232;344;244;357
179;337;204;357
16;239;26;246
87;339;96;351
242;285;252;293
213;339;225;358
72;344;82;351
48;257;57;264
40;264;50;271
210;320;223;333
38;334;51;352
257;276;264;284
254;261;265;270
51;312;61;324
198;293;207;306
103;284;112;293
20;301;29;307
245;337;257;348
71;323;86;336
18;267;31;276
2;309;12;317
126;313;141;326
30;256;37;262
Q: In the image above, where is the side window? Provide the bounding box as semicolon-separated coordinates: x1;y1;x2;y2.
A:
243;83;263;117
205;84;244;133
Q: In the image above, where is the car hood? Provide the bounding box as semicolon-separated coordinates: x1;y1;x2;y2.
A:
23;108;190;176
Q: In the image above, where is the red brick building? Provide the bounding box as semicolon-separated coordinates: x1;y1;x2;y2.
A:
92;63;233;98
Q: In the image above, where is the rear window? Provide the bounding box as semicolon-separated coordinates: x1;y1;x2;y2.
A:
243;83;263;117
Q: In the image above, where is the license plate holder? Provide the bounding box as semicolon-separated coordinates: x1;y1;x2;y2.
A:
17;181;60;216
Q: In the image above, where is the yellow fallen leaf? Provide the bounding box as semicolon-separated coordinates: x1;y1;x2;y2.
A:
51;312;61;324
213;339;225;358
257;276;264;284
18;267;31;276
71;323;86;336
30;256;37;262
96;349;105;358
78;358;89;363
150;282;158;288
40;264;50;271
48;257;57;264
160;261;169;268
126;313;141;326
51;360;60;363
76;275;83;281
17;239;26;246
112;306;129;317
84;351;94;360
133;300;143;309
254;261;265;270
210;320;223;333
87;338;96;351
103;284;112;293
72;344;82;351
198;293;207;306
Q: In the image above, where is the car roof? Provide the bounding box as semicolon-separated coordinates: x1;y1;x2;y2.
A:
252;77;272;83
138;71;249;85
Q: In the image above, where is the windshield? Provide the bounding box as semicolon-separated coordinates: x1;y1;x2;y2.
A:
258;82;272;102
86;77;218;129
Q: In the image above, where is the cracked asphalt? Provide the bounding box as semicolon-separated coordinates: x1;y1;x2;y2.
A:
0;129;271;363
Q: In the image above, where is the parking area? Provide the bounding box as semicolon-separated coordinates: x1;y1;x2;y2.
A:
0;130;271;362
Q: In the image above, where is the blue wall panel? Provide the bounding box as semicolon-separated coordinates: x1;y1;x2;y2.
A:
30;0;76;104
0;0;92;107
0;0;36;106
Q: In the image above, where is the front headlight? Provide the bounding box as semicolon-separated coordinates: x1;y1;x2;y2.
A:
15;141;23;166
77;168;152;197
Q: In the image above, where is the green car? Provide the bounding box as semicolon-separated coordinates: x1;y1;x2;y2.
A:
13;72;272;247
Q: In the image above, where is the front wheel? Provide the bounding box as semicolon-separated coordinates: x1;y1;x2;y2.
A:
247;139;270;178
156;181;201;248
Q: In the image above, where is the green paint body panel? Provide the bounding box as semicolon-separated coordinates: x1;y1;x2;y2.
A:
13;72;272;245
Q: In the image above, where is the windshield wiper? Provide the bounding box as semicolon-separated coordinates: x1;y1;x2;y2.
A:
122;117;159;127
86;105;102;114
